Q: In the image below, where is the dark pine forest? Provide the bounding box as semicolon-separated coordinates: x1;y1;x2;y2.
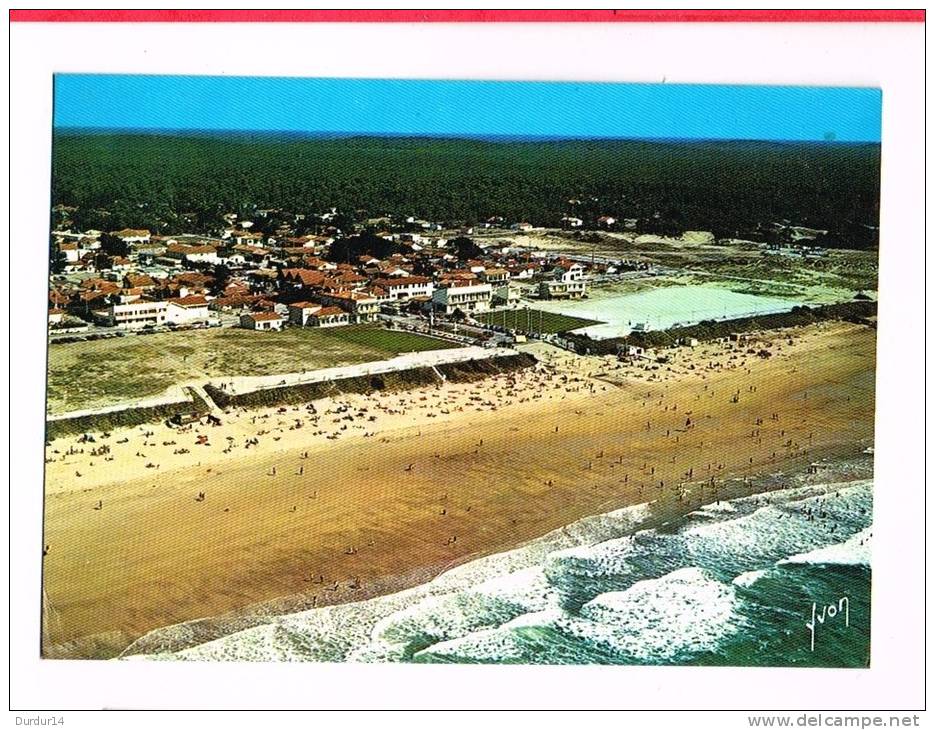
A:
51;131;881;248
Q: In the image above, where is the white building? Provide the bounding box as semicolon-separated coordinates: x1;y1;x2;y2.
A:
287;301;349;327
111;228;152;246
58;242;82;263
104;300;168;329
288;301;322;326
618;344;655;361
432;281;493;315
165;243;222;265
480;268;510;285
492;284;522;307
166;295;211;325
240;312;284;331
539;262;588;299
306;306;350;328
317;290;381;323
373;276;434;301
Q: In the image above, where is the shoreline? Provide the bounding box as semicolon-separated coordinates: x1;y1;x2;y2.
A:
119;452;873;660
42;321;877;659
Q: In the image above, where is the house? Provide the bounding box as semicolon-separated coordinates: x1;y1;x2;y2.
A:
306;306;350;328
166;295;211;325
539;279;587;299
210;293;260;313
103;300;168;329
171;271;214;294
288;301;322;326
371;276;434;302
510;222;534;232
111;228;152;245
58;242;81;263
492;284;522;307
508;264;537;280
48;308;65;326
561;216;583;229
539;262;588;299
480;268;510;286
123;273;157;290
231;244;269;264
316;290;381;323
618;344;655;361
598;216;617;228
432;281;493;315
118;287;145;304
228;231;266;247
282;268;327;290
240;312;284;331
164;242;221;265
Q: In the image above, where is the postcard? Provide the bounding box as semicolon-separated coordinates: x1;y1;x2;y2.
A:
41;74;881;669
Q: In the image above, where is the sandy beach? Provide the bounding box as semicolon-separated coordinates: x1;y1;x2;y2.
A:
41;321;876;658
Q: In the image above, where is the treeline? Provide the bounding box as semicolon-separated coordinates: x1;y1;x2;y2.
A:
52;132;881;246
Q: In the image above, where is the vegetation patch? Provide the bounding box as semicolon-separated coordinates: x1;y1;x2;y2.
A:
46;324;457;414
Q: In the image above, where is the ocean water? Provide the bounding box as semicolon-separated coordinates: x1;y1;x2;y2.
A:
534;285;802;339
129;479;871;667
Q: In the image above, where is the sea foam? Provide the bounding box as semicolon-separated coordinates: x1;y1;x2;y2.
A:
129;479;872;664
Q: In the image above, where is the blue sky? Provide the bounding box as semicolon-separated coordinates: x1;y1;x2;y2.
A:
54;75;881;143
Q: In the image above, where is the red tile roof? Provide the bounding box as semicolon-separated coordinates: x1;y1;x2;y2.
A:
167;295;209;307
282;268;327;287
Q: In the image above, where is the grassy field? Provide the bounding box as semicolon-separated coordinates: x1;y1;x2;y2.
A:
476;307;601;334
47;325;455;415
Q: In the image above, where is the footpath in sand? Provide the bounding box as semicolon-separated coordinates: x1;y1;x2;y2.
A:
41;322;877;658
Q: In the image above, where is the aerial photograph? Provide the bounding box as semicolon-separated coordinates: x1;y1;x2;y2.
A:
42;75;880;667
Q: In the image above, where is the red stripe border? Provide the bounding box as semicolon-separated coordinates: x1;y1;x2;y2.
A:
7;9;926;23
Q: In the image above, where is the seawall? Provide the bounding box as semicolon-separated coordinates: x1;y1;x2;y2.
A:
205;352;537;410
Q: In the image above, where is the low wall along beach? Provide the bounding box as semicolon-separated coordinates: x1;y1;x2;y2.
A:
205;348;537;409
46;346;537;439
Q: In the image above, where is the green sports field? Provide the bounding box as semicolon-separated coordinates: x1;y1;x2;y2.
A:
475;308;602;335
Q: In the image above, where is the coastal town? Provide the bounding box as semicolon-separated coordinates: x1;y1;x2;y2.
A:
49;202;865;347
40;75;882;667
43;198;879;662
48;210;616;337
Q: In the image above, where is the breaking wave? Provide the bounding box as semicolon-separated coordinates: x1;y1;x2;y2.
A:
127;479;872;667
